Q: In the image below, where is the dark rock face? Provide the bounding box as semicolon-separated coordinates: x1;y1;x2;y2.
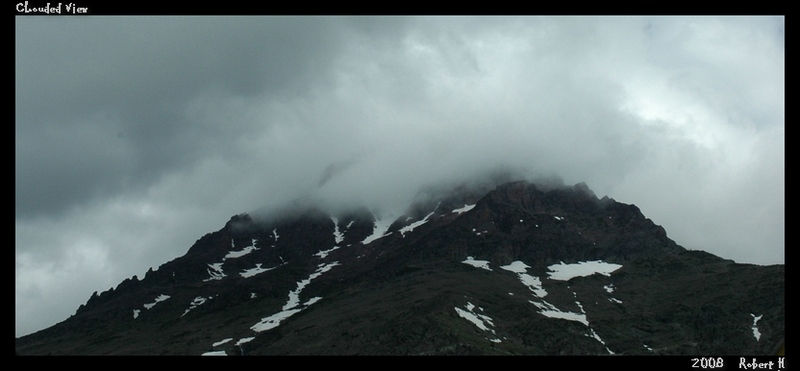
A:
15;180;784;355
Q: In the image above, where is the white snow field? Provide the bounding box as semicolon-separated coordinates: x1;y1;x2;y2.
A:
455;301;502;343
463;258;624;354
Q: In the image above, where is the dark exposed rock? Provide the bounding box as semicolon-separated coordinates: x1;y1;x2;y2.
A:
15;179;784;355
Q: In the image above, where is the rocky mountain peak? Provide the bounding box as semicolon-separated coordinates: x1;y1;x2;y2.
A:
16;179;784;356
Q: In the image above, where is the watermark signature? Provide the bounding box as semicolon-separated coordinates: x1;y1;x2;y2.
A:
16;2;88;14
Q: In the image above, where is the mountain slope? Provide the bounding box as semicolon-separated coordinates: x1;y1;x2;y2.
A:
15;180;784;355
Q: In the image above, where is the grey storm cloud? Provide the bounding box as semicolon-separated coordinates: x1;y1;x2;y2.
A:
15;17;352;219
16;16;784;338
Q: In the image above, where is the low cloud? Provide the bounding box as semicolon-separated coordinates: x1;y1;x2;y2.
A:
16;16;783;338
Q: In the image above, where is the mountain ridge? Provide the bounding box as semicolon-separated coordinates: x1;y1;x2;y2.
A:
15;179;784;355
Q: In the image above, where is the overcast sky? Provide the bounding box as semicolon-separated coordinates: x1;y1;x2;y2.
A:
15;16;784;338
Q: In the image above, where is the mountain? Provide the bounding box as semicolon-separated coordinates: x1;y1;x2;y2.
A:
15;179;785;355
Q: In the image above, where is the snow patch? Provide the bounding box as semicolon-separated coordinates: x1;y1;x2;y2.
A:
462;256;492;271
182;296;213;317
305;297;322;306
455;302;501;343
547;260;622;281
250;308;303;333
603;283;622;303
331;217;345;244
204;262;226;281
503;260;614;352
251;261;340;333
315;246;341;259
751;313;763;341
452;204;476;214
143;294;170;310
202;350;227;356
399;209;436;237
362;213;395;244
531;300;588;326
284;262;339;310
203;238;262;281
213;338;233;347
235;337;255;346
225;238;259;259
499;261;529;273
586;328;614;354
500;261;547;297
241;263;279;278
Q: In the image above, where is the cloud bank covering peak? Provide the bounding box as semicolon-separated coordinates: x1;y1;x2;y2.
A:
16;16;784;338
